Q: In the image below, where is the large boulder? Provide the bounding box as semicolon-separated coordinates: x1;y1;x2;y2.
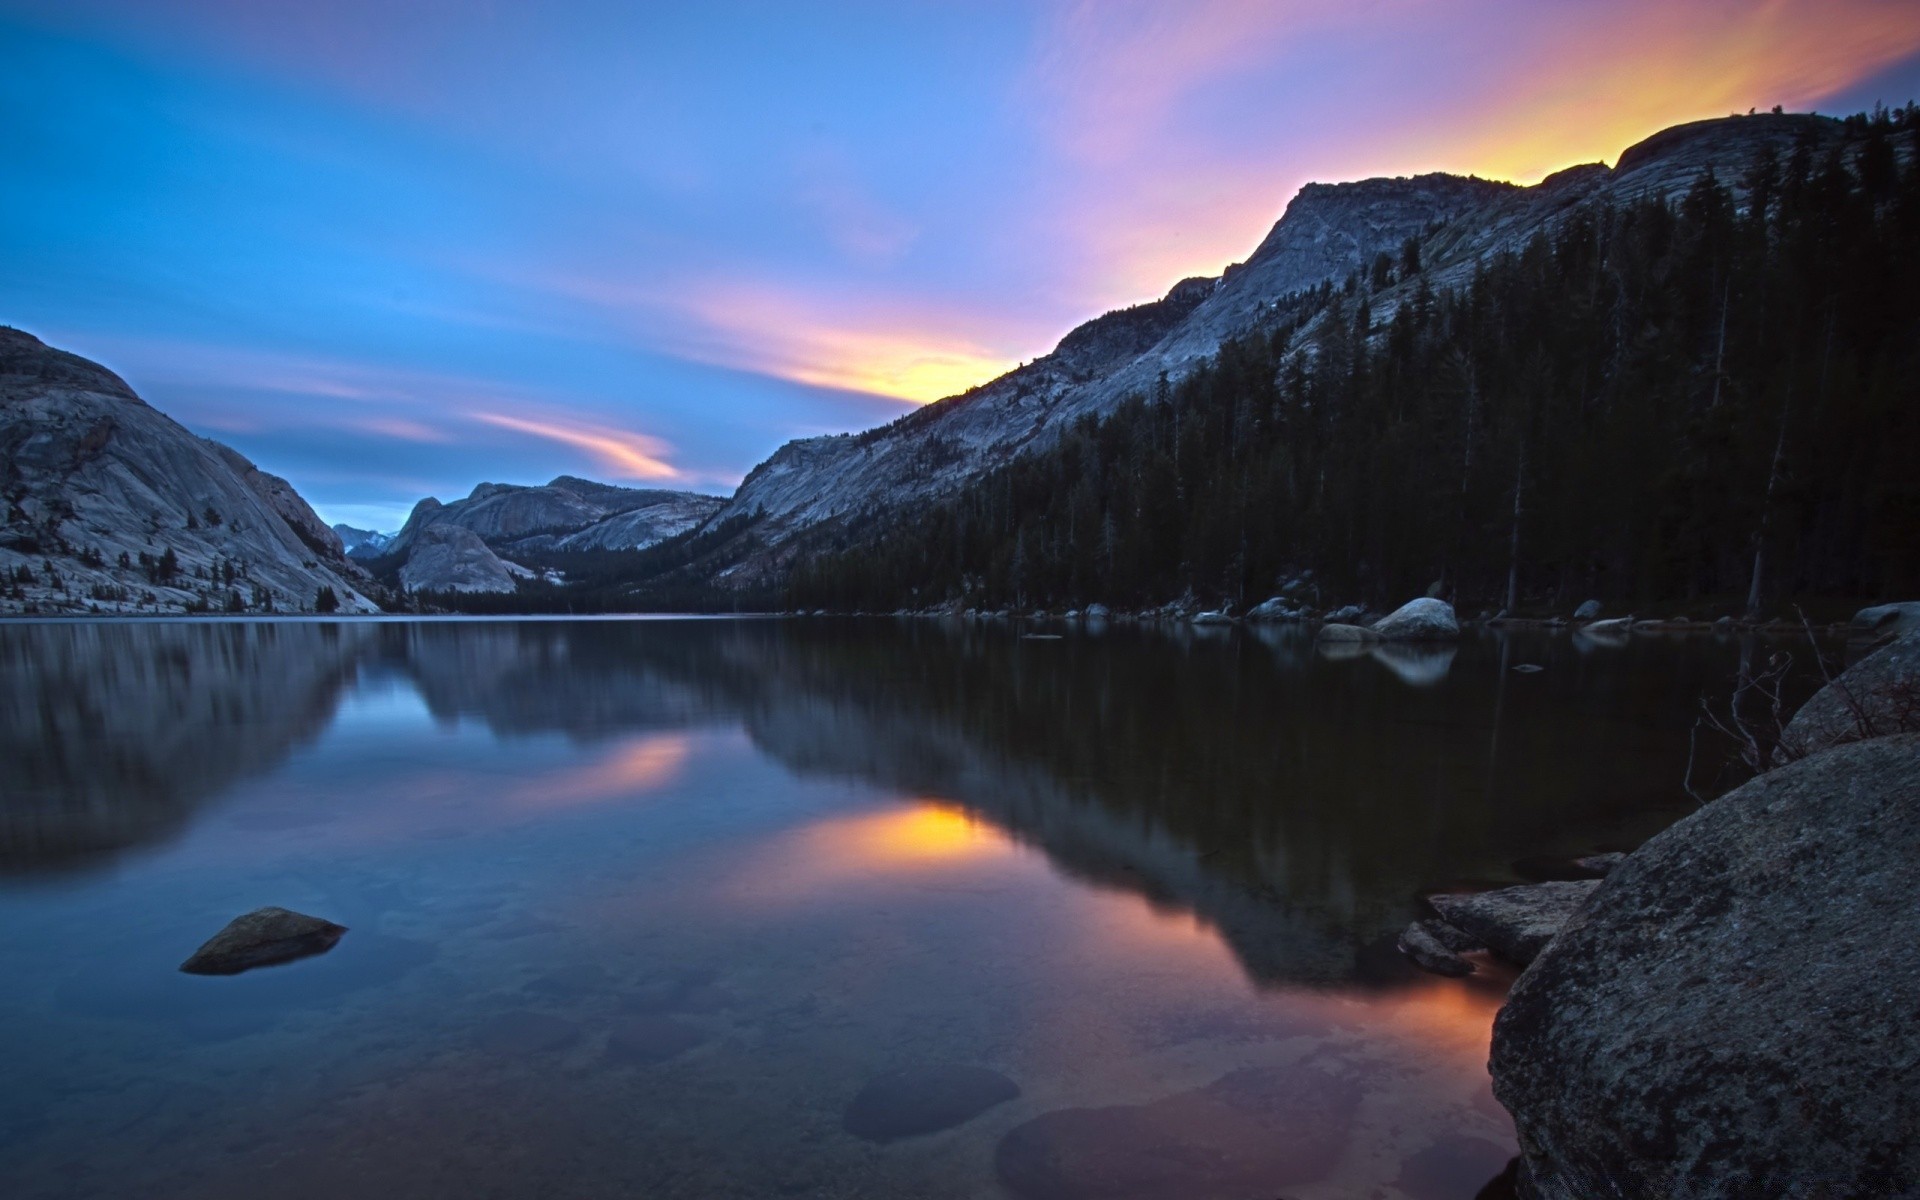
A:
1490;735;1920;1199
1371;598;1460;640
1776;631;1919;760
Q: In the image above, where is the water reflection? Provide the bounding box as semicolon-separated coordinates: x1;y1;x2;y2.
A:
0;617;1797;1199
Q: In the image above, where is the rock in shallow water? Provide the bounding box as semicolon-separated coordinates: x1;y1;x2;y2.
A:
178;906;347;975
1491;735;1920;1199
1371;597;1460;640
1428;881;1598;966
994;1063;1361;1199
843;1064;1020;1142
1397;921;1476;977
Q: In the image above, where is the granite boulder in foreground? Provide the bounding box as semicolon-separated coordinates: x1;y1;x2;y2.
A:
1490;735;1920;1199
179;906;348;975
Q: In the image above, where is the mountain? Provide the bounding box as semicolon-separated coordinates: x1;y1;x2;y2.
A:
0;328;379;614
379;476;726;593
666;112;1859;590
785;108;1920;614
332;524;395;557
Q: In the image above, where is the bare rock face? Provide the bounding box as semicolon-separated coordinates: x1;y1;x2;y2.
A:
387;476;724;561
1777;631;1920;760
397;523;532;594
1428;880;1599;966
179;906;347;975
842;1064;1020;1142
1490;736;1920;1199
0;327;378;614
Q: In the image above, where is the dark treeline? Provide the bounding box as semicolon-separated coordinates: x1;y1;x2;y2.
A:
791;112;1920;616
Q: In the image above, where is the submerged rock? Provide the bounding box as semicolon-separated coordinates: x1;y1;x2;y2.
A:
1428;881;1598;966
1397;921;1476;977
995;1062;1361;1199
1372;598;1460;640
178;906;347;975
1491;735;1920;1199
843;1064;1020;1142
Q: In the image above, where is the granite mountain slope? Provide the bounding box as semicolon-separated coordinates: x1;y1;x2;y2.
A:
0;328;377;614
380;476;725;593
691;113;1847;587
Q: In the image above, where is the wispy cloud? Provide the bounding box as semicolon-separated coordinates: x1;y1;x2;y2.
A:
471;411;682;480
521;270;1024;405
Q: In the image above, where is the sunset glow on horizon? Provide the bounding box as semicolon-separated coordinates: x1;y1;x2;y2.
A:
3;0;1916;525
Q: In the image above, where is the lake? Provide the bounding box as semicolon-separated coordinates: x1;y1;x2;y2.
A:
0;616;1801;1198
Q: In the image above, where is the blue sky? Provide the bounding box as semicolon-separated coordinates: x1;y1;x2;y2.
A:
4;1;1918;530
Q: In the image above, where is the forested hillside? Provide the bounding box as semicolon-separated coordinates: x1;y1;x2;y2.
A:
790;111;1920;615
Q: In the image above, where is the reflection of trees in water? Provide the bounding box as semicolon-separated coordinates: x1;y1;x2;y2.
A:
1;618;1725;984
0;621;372;874
684;621;1723;985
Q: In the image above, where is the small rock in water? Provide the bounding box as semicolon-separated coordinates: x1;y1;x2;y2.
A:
1397;922;1475;977
608;1015;708;1063
178;906;347;975
843;1064;1021;1142
476;1010;580;1055
1428;880;1600;965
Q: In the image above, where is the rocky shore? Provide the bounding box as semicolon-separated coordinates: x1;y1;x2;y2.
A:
1396;610;1920;1197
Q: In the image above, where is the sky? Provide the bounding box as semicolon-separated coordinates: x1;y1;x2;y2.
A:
4;1;1919;531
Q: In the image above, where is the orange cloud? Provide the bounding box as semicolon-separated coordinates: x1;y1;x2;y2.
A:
528;270;1024;404
1024;0;1920;309
472;411;682;480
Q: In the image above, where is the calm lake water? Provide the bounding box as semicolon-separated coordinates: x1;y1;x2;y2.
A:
0;616;1808;1199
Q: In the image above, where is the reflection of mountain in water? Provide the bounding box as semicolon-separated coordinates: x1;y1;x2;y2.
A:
0;619;1721;986
375;621;727;741
0;621;372;873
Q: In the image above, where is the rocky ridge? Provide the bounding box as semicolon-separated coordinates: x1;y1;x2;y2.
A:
689;113;1847;586
383;476;724;593
0;328;377;614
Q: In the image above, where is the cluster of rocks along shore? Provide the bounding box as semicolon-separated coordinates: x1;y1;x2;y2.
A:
779;594;1901;641
1393;607;1920;1197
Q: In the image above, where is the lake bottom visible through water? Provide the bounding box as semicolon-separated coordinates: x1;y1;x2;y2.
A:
0;616;1787;1198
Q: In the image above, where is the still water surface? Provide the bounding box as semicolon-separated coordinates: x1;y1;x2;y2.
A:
0;617;1778;1198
